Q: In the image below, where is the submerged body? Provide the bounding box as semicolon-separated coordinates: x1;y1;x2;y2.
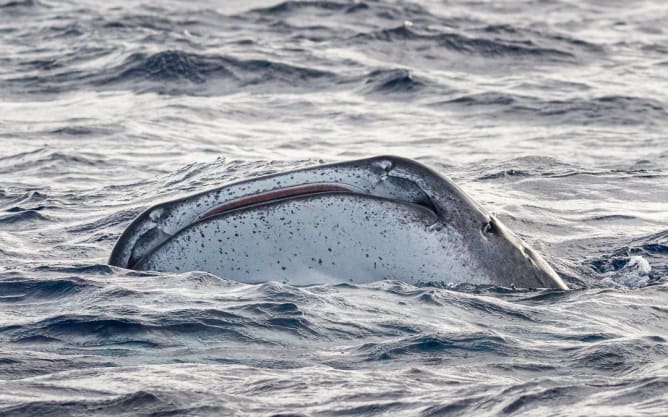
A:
110;156;568;289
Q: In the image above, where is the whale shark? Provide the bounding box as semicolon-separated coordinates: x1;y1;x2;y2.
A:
109;156;568;289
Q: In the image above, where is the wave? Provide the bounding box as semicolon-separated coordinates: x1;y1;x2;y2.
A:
0;391;169;417
107;51;234;84
589;230;668;285
2;312;252;347
0;190;48;208
0;0;40;9
102;14;181;32
359;68;427;95
571;336;666;374
353;25;577;61
107;50;335;87
538;95;667;125
0;210;49;224
250;0;361;15
247;0;462;29
357;333;511;360
0;278;91;303
32;264;115;275
472;155;577;180
480;24;604;54
438;92;668;126
7;50;337;95
0;148;108;175
49;126;114;136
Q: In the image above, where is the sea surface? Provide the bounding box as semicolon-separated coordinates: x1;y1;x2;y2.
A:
1;0;667;416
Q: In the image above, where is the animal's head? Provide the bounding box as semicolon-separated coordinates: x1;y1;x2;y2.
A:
380;156;567;289
110;155;567;290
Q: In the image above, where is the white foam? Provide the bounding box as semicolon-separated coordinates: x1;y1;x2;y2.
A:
601;255;652;288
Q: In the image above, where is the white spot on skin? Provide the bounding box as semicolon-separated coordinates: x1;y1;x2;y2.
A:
149;208;163;222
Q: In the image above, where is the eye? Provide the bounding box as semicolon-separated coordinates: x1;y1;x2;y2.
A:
482;221;495;234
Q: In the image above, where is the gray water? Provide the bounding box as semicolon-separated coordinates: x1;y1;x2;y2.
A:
1;0;667;416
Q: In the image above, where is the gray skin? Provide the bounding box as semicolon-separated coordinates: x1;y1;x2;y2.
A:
109;156;568;289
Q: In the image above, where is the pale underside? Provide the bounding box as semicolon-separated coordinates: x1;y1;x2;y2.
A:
136;193;487;286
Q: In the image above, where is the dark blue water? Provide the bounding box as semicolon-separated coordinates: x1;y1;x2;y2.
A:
1;0;667;415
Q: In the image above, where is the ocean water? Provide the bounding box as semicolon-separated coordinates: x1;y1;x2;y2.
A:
1;0;667;415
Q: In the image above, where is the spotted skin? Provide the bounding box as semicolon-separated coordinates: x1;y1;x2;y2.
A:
136;194;484;285
111;156;568;289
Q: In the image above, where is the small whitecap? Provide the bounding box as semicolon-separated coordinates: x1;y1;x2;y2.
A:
600;255;652;288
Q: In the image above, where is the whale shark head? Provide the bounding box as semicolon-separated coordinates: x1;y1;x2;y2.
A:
110;156;567;289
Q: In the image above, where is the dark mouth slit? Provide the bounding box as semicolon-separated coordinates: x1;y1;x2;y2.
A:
197;183;355;222
197;181;439;223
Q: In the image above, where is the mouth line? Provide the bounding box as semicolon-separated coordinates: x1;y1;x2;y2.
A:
196;181;443;224
196;183;359;222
